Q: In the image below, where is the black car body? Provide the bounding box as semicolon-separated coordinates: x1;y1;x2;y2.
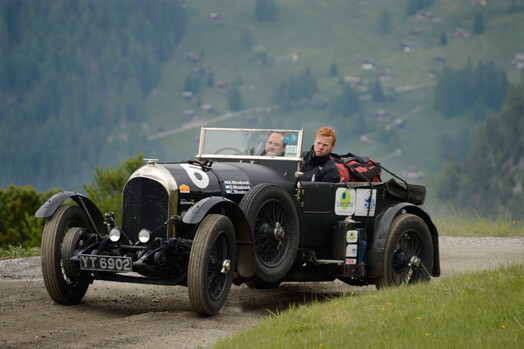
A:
36;127;440;315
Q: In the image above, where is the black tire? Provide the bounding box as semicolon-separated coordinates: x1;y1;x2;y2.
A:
245;275;281;289
41;205;91;305
239;183;299;283
376;214;434;288
188;214;236;316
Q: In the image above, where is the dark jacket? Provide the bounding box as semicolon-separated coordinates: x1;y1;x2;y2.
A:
300;147;341;182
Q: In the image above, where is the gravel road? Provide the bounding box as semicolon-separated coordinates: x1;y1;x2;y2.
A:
1;237;523;348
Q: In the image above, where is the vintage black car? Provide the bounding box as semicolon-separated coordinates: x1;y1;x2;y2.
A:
36;127;440;316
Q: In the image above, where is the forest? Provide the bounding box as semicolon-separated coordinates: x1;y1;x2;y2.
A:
0;0;186;189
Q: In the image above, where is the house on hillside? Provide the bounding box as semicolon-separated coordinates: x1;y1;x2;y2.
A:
215;81;228;91
452;28;469;39
373;110;391;121
400;42;414;52
511;53;524;69
416;10;442;23
210;12;220;21
380;69;392;81
344;76;364;88
188;52;202;64
182;91;194;100
362;59;376;70
435;56;446;64
201;104;214;113
183;110;196;118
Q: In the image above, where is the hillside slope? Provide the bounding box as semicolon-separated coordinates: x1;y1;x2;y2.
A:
1;0;523;201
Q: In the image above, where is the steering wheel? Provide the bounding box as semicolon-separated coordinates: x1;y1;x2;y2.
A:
214;147;244;155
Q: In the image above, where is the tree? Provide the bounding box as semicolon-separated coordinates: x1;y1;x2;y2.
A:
379;9;391;33
330;84;360;117
255;0;277;22
371;78;385;103
241;29;254;48
0;184;59;248
329;62;339;77
298;67;318;101
440;32;448;46
473;13;485;34
183;74;201;93
228;85;244;112
272;81;292;112
433;84;524;218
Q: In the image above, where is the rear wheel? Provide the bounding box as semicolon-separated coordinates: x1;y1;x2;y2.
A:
188;214;236;316
376;214;434;288
239;184;299;283
41;205;91;304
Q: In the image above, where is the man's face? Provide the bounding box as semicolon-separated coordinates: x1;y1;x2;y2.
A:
313;135;334;157
265;133;285;156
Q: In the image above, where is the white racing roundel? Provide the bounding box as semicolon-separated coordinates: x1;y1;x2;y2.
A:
180;164;210;189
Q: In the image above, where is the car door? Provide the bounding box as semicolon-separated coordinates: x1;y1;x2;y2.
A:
298;182;339;249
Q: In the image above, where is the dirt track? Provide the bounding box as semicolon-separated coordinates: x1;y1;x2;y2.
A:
1;237;523;349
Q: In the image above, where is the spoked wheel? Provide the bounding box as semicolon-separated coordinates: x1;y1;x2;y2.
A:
240;184;299;283
41;205;92;304
376;214;434;288
188;214;236;316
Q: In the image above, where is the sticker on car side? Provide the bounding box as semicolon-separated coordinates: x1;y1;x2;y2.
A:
334;188;355;215
355;189;376;216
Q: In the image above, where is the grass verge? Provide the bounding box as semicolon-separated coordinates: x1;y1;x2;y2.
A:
432;206;524;237
214;264;524;349
0;245;41;260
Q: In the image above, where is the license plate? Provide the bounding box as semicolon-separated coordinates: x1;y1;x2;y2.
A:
79;254;133;272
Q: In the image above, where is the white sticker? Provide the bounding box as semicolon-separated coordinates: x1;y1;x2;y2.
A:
345;258;357;265
347;230;358;243
355;189;376;216
334;188;355;215
346;244;358;257
285;145;297;156
180;164;210;189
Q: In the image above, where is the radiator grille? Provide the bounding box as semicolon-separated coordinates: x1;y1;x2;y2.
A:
122;177;169;242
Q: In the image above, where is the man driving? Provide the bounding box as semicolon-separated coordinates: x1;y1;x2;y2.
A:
263;132;286;156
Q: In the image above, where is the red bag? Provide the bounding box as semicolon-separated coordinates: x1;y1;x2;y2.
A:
331;153;382;183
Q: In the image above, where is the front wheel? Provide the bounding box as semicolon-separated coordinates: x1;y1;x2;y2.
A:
188;214;236;316
41;205;91;304
376;214;434;288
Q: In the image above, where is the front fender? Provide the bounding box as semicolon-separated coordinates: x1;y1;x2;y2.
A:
35;191;106;236
183;196;254;278
366;203;440;278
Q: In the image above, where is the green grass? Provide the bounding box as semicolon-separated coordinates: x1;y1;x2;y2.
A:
430;202;524;237
214;264;524;348
434;214;524;237
0;245;41;260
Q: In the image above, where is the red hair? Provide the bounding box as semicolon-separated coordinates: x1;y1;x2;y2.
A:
315;126;336;146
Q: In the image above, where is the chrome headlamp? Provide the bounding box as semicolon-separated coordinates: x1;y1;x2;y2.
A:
138;228;151;243
109;227;122;242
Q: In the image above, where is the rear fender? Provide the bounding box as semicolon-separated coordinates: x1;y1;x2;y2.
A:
35;191;106;236
183;197;254;278
367;203;440;278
